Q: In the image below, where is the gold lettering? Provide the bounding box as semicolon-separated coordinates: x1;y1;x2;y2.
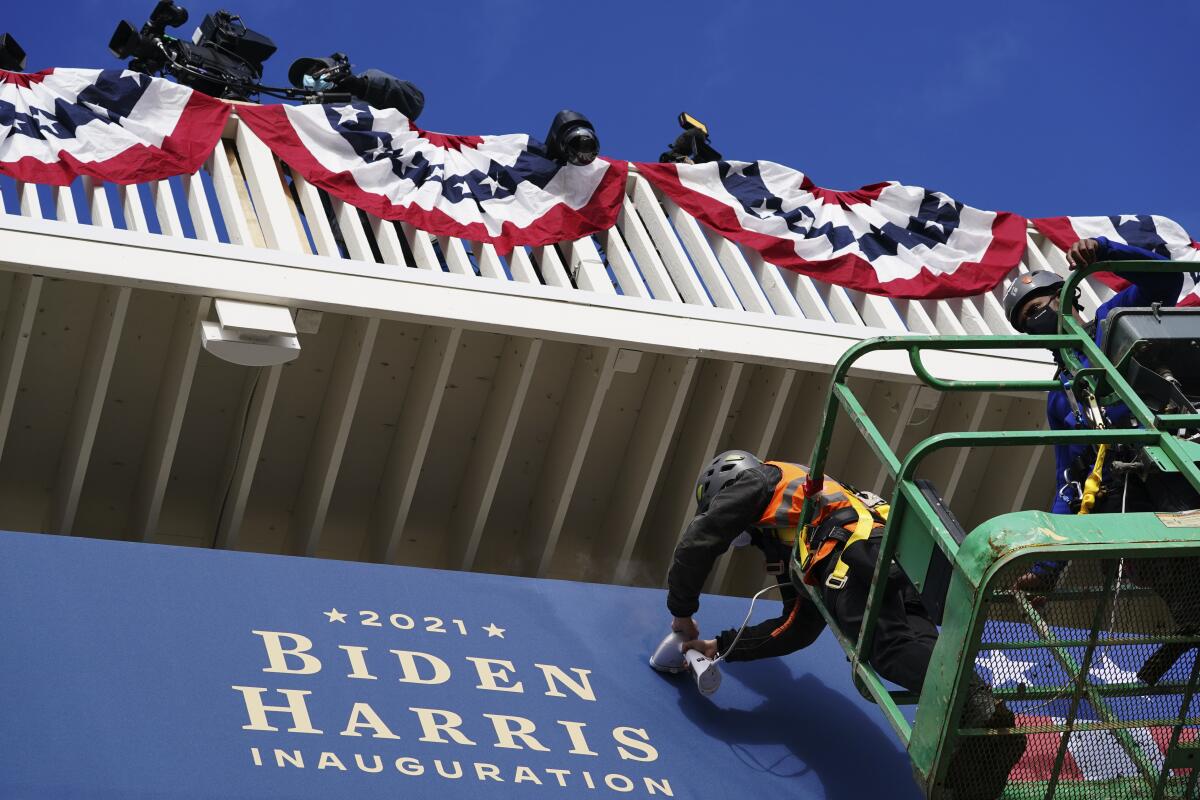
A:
274;749;304;768
483;713;550;751
355;754;383;773
514;766;542;784
606;773;635;793
645;776;675;796
231;686;322;734
534;663;595;701
252;631;321;675
250;747;262;766
475;763;503;782
613;727;658;762
557;720;599;756
409;707;477;745
545;768;570;787
341;702;401;739
465;657;524;693
395;757;424;776
318;752;347;771
339;646;378;680
434;760;463;779
391;650;451;685
583;770;596;789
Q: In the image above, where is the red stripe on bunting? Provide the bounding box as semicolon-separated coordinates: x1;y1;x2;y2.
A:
636;162;1026;299
0;88;231;186
0;67;53;87
236;104;627;253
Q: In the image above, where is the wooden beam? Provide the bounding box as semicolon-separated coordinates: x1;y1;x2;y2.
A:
452;337;543;571
292;315;380;556
0;274;42;463
609;355;698;584
710;366;796;592
369;326;462;564
530;346;620;577
647;360;744;588
131;295;210;541
214;364;282;549
234;123;304;254
48;285;131;534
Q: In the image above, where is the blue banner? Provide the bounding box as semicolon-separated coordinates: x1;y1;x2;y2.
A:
0;530;919;799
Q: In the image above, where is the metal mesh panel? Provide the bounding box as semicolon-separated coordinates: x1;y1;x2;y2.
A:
948;553;1200;800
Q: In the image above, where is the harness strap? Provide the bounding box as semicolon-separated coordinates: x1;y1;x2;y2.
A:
824;492;878;589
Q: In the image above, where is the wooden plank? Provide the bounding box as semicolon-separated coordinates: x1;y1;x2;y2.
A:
214;364;283;549
206;139;262;247
631;175;710;305
648;360;744;588
182;172;220;242
120;184;150;234
440;236;476;276
292;315;380;555
332;198;375;262
400;223;441;271
234;123;304;254
610;355;698;584
599;227;650;299
453;337;543;571
566;237;616;295
17;181;42;219
291;174;341;257
132;296;210;540
48;285;131;534
703;230;773;313
742;249;802;317
54;184;78;224
506;246;540;284
530;346;620;577
152;180;184;238
472;242;508;281
0;274;42;463
534;244;572;289
370;217;410;269
662;196;740;308
618;195;680;302
83;178;114;229
369;326;462;564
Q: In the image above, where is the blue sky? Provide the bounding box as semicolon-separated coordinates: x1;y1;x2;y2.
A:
8;1;1199;230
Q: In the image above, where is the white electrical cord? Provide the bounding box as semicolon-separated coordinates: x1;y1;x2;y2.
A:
714;583;784;663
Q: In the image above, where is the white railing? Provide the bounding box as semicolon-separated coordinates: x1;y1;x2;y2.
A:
0;115;1111;345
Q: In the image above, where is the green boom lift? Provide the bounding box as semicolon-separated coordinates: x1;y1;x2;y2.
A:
793;262;1200;799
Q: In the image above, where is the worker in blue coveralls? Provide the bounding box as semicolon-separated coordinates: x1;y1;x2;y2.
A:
1003;237;1184;592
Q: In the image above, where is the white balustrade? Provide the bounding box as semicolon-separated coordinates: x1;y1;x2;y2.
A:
0;112;1117;351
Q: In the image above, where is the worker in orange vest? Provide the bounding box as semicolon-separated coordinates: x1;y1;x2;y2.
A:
666;450;1026;799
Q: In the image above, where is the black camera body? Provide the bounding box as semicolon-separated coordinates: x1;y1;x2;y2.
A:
545;110;599;167
109;2;276;100
660;112;721;164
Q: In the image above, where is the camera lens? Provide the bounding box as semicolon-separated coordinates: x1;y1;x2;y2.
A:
108;20;144;59
563;127;599;166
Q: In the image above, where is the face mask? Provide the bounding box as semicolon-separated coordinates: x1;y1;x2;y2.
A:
1023;304;1059;335
303;73;335;92
731;531;753;548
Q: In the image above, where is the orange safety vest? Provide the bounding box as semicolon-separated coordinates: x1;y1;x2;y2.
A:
758;461;882;588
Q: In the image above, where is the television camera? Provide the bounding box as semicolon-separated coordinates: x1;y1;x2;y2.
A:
0;33;27;72
108;0;424;118
659;112;721;164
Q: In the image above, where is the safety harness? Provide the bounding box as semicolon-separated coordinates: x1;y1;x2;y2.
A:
759;461;885;590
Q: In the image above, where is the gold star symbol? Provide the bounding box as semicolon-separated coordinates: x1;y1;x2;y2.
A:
483;622;505;638
324;608;347;623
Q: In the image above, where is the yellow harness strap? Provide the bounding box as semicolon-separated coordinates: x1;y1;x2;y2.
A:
824;493;879;590
1078;444;1108;516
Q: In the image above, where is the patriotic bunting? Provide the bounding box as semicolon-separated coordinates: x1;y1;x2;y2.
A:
976;621;1198;785
0;68;230;186
236;102;627;252
1033;214;1200;306
636;160;1027;299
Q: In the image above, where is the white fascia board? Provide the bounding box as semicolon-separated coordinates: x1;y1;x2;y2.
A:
0;215;1054;389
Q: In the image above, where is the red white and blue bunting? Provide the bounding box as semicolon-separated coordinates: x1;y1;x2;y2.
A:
237;102;627;252
0;68;230;186
637;160;1027;299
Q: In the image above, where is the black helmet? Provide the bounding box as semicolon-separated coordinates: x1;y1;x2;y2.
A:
696;450;763;513
1002;270;1064;330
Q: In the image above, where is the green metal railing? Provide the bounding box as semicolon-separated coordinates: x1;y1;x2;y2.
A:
788;262;1200;798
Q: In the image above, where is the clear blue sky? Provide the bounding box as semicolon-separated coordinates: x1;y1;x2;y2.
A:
8;1;1199;231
